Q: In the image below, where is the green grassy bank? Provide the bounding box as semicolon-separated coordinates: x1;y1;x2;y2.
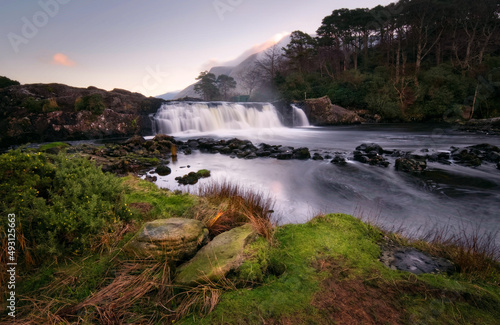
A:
0;148;499;324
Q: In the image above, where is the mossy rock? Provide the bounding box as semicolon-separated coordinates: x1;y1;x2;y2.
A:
175;224;258;286
124;218;208;261
155;165;171;176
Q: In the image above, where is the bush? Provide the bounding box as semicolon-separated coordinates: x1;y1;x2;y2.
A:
0;76;20;88
0;150;130;265
42;98;59;113
75;94;106;115
22;97;45;113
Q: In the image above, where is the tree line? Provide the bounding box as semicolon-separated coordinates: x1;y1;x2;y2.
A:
196;0;498;122
270;0;500;121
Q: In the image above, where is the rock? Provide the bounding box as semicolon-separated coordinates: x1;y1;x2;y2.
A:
356;143;384;155
175;172;199;185
175;224;258;286
277;151;293;160
331;155;347;166
292;147;311;160
125;135;146;145
175;169;211;185
155;165;171;176
380;245;455;275
304;96;365;125
245;152;258;159
452;148;482;167
395;158;427;173
144;175;157;183
312;153;324;160
124;218;209;261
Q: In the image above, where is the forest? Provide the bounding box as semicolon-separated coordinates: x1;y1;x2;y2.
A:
251;0;500;122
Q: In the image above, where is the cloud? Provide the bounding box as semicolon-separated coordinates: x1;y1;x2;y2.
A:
52;53;76;67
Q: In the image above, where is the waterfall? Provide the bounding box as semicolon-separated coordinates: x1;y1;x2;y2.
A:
153;102;285;135
291;104;310;127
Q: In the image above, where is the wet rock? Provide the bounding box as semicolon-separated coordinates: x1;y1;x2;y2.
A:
176;172;200;185
312;153;324;160
395;157;427;173
292;147;311;160
256;150;272;157
331;155;347;166
356;143;384;155
380;244;455;275
155;165;171;176
125;218;209;261
144;175;157;182
125;135;146;145
277;150;293;160
175;169;211;185
452;148;482;167
427;152;451;165
245;152;258;159
175;224;258;286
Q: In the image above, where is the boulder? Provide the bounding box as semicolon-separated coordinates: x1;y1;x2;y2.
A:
304;96;365;125
124;218;209;261
175;224;258;286
395;158;427;173
125;135;146;145
331;155;347;166
292;147;311;160
155;165;171;176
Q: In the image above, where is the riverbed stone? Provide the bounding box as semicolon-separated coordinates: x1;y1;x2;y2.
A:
124;218;209;261
395;157;427;173
175;224;258;286
292;147;311;160
380;245;455;275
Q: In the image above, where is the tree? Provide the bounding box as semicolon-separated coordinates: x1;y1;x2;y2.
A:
194;71;219;101
283;31;317;74
238;65;264;97
216;74;237;101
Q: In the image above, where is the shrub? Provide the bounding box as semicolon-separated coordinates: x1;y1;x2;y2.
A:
75;94;106;115
0;76;20;88
0;150;130;265
42;98;59;113
22;97;44;113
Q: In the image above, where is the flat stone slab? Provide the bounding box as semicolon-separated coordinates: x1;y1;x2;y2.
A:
124;218;208;261
175;224;257;286
380;245;455;275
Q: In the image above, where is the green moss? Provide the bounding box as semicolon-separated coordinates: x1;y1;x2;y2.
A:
179;214;500;324
122;175;197;219
196;169;211;178
39;142;69;151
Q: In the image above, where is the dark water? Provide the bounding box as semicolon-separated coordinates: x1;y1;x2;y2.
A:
149;124;500;245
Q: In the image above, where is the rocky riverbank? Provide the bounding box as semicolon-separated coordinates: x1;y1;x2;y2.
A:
0;83;164;147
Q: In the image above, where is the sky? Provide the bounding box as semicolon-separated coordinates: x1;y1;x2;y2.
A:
0;0;393;96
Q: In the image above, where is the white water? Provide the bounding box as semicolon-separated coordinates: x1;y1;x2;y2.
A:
292;104;310;127
154;102;287;135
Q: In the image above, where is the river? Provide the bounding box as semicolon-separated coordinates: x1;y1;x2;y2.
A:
150;102;500;245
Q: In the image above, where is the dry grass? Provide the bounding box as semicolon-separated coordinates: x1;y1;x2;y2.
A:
168;275;237;321
195;180;277;243
412;225;500;283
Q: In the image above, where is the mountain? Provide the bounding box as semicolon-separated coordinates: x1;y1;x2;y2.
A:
156;91;180;100
175;35;291;100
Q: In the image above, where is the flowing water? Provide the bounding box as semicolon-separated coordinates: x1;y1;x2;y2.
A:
151;102;500;244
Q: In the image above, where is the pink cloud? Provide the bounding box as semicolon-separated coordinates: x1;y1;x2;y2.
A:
52;53;76;67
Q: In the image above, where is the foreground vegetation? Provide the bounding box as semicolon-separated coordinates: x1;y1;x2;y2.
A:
1;148;499;324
